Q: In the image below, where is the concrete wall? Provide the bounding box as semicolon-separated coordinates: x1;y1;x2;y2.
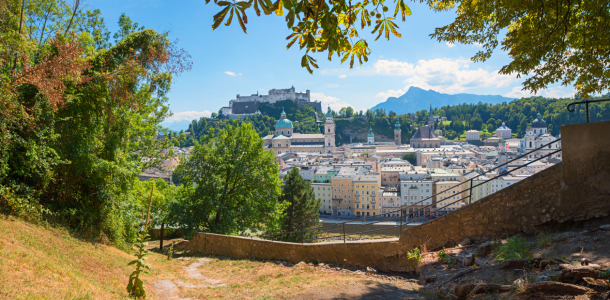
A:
399;120;610;249
177;234;418;272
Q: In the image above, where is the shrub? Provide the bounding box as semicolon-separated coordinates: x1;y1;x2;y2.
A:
495;237;531;262
438;248;458;265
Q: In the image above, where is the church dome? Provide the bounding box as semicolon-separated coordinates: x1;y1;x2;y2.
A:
531;113;547;128
275;110;293;129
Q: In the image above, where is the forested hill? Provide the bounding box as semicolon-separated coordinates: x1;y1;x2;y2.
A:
370;86;516;114
169;96;610;146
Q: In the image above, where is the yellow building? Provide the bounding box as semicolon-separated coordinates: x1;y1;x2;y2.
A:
353;174;381;217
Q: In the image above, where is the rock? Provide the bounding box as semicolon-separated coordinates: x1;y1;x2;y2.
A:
366;267;378;274
294;261;307;267
580;258;589;266
460;237;473;246
513;278;525;286
353;270;365;275
463;254;476;266
318;263;326;267
600;224;610;231
552;232;578;243
476;241;494;257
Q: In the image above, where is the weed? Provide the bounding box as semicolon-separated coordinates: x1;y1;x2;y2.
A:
406;247;422;265
438;248;458;265
127;231;152;298
600;269;610;279
537;232;554;248
495;236;531;262
166;241;175;260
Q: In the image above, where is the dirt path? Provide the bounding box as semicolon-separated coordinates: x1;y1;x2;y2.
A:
152;258;225;300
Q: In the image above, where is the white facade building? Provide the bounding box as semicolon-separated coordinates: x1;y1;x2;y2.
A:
312;182;333;214
496;122;512;139
466;130;480;141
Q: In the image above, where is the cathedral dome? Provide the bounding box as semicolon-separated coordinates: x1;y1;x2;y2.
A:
275;118;293;128
531;113;547;128
275;110;293;129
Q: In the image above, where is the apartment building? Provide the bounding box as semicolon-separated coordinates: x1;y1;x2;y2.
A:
435;180;464;216
380;166;410;188
353;174;381;217
381;190;401;218
401;179;434;218
331;167;362;216
312;182;333;214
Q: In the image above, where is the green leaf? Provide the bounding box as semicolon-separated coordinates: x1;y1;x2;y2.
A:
225;7;235;26
212;6;231;30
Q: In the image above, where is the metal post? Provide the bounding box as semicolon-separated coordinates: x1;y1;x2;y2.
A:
343;223;346;244
469;178;473;205
400;208;403;234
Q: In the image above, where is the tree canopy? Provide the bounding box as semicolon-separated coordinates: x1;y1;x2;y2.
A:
277;168;321;242
173;121;287;236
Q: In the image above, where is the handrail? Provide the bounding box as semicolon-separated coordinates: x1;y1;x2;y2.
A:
566;98;610;123
262;138;562;243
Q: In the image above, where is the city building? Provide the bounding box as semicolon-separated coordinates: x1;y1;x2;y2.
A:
312;182;333;214
381;190;401;217
367;127;375;144
435;180;464;216
353;174;381;217
519;113;561;159
466;130;480;141
263;109;335;156
331;167;363;216
394;119;402;146
496;122;512;139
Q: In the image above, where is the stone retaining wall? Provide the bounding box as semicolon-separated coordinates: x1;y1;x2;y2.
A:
177;234;418;272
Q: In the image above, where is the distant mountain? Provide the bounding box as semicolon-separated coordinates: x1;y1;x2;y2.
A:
162;120;192;132
370;86;516;114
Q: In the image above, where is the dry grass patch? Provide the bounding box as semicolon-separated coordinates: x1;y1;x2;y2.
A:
0;216;193;300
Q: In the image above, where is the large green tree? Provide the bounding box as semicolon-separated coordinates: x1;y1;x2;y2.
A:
428;0;610;97
277;168;321;242
174;121;286;236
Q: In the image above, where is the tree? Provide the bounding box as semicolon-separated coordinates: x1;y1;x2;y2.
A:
277;168;321;242
403;153;416;165
428;0;610;97
204;0;412;73
174;121;286;236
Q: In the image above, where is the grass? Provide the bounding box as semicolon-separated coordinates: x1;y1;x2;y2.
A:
0;215;420;299
536;232;554;249
0;215;195;299
495;237;532;262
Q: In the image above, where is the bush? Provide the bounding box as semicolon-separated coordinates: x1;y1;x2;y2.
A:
495;237;531;262
406;247;422;265
537;232;554;249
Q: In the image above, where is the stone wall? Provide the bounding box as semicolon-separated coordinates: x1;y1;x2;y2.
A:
177;234;418;272
399;120;610;249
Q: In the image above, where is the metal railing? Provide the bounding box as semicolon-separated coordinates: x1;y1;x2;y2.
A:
567;98;610;123
260;138;562;244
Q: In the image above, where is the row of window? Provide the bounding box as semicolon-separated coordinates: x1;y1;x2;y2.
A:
356;204;376;209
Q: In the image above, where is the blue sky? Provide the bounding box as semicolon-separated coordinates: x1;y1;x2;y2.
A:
89;0;575;127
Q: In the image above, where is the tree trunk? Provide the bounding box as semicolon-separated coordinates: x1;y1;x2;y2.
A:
159;222;164;250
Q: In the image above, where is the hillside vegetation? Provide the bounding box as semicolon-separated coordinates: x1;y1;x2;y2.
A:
173;96;610;145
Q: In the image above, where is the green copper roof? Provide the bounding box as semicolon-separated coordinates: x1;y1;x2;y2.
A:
325;106;333;118
394;118;401;130
281;109;286;115
367;127;374;137
275;118;293;129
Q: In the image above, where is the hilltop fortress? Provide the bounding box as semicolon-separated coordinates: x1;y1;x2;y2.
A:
221;86;322;118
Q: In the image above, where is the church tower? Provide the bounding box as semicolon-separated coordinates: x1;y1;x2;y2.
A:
498;139;508;175
394;118;402;146
324;106;335;153
367;127;375;144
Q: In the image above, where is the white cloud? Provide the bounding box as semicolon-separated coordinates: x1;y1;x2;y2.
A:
375;89;406;99
310;92;354;111
164;110;212;123
473;42;483;47
446;42;455;48
505;86;575;99
339;74;347;79
224;71;242;76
